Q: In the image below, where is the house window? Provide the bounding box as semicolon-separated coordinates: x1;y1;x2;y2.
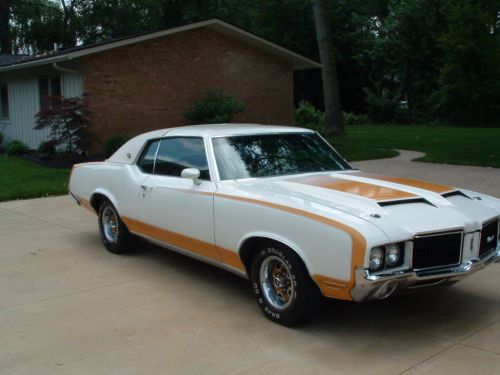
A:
39;77;61;108
0;84;9;118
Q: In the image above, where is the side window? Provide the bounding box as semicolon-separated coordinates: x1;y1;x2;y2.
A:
39;77;61;109
137;140;160;173
155;137;210;180
0;83;8;118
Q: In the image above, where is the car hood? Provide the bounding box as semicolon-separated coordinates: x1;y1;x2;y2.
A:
230;171;500;240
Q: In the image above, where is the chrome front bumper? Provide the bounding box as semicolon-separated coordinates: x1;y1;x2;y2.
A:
351;247;500;302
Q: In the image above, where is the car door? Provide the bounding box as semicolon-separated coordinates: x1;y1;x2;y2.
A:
136;136;220;262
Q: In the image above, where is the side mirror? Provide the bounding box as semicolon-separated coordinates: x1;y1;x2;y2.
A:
181;168;201;185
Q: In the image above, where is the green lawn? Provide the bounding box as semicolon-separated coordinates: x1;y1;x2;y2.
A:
0;156;70;202
331;125;500;168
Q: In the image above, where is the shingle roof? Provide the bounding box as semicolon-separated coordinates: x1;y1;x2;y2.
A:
0;54;30;66
0;19;320;72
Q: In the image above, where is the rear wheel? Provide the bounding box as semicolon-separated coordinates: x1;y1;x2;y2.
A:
251;242;320;326
98;199;135;254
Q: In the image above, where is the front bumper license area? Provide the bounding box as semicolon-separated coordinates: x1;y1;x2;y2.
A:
351;246;500;302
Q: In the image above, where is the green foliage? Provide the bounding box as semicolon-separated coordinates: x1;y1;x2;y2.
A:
10;0;64;52
295;101;325;133
186;89;245;124
296;102;370;131
105;135;131;158
5;140;29;156
342;112;370;126
363;0;446;123
37;140;56;157
437;0;500;126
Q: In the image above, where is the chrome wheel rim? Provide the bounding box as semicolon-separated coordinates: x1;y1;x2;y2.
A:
102;206;119;243
260;255;294;310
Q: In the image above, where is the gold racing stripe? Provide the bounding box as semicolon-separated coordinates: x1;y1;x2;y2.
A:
347;172;454;194
287;175;416;201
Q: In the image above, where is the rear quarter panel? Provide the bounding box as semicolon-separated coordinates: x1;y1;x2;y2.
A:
69;162;143;218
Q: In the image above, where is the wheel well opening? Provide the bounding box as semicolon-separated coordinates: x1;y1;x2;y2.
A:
239;237;266;276
239;237;312;279
90;193;108;213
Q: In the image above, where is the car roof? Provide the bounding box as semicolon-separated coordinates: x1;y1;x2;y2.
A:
107;124;314;164
162;123;313;137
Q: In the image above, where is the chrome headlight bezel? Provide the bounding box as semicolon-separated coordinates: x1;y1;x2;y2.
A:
369;247;384;271
385;243;401;267
368;242;405;272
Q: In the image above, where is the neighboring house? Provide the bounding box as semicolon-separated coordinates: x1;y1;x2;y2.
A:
0;19;320;155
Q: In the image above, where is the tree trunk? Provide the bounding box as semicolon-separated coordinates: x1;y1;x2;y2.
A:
60;0;77;49
311;0;345;135
0;0;12;54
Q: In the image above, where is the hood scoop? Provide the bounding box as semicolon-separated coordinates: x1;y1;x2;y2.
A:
442;190;471;199
378;198;435;208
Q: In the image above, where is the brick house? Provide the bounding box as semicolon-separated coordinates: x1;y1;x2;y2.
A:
0;19;320;155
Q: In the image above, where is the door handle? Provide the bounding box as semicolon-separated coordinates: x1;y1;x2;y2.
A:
140;185;153;191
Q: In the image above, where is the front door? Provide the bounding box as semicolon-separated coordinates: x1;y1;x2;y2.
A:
136;136;220;262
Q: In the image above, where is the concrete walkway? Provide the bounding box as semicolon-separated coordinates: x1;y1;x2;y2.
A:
1;154;499;374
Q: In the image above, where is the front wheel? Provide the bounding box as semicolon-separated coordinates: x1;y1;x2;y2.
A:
98;199;135;254
251;242;320;326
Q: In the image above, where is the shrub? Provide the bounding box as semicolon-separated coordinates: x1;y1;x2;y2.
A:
186;89;245;124
6;140;29;156
342;112;370;126
295;101;325;133
105;135;131;158
35;95;90;155
37;140;56;157
0;132;4;147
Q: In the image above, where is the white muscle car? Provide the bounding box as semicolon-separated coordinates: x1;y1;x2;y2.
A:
69;124;500;326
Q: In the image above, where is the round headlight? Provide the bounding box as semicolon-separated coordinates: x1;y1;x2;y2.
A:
369;247;384;271
385;244;400;267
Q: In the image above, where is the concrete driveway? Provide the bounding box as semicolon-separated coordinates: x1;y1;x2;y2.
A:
1;153;499;374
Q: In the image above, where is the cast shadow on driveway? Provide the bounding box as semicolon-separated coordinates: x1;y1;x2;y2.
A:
124;238;497;341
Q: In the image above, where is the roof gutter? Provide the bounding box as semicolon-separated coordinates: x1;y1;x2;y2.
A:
53;61;78;74
0;55;70;73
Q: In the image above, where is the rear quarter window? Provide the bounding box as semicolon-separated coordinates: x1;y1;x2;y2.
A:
137;140;160;173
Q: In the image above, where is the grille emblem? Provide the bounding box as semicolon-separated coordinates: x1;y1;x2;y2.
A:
487;234;495;244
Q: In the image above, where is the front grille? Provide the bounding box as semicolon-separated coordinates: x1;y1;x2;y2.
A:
412;232;463;270
479;220;499;257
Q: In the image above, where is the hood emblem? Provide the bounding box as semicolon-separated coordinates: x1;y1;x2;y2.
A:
487;234;495;244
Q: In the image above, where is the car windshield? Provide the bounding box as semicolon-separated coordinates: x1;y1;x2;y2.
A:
212;132;352;180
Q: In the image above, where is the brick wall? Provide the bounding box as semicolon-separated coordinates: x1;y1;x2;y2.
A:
82;28;294;155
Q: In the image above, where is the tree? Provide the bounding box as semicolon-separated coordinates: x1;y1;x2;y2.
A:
0;0;12;53
10;0;64;54
35;96;90;155
437;0;500;126
311;0;345;134
59;0;77;49
363;0;446;122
